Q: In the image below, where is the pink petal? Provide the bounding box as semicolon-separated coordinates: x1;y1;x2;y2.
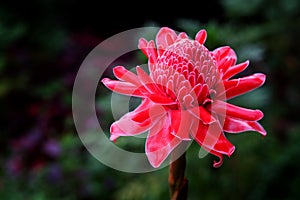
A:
218;57;236;73
213;100;264;121
113;66;141;86
136;66;162;94
223;116;267;136
138;38;148;57
225;73;266;99
110;134;119;142
194;122;235;156
195;29;207;45
110;100;166;138
223;79;239;90
214;46;230;59
213;46;237;65
198;144;224;168
204;147;224;168
222;60;249;80
169;110;194;140
138;38;158;65
178;32;188;39
101;78;145;97
156;27;178;52
146;116;182;168
147;40;158;64
191;83;201;98
197;84;209;104
187;106;216;124
146;93;176;105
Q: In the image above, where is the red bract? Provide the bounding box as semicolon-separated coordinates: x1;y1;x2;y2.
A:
102;27;266;168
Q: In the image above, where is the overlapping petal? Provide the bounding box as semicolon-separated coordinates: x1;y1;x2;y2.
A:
212;100;264;121
146;116;182;168
187;106;216;124
224;116;266;136
110;99;166;139
222;60;249;80
169;110;195;140
113;66;141;86
213;46;237;67
193;121;235;167
155;27;178;53
101;78;145;97
225;73;266;99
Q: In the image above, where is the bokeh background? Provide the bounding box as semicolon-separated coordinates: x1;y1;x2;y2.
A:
1;0;300;199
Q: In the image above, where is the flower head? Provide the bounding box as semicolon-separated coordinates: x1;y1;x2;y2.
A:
102;27;266;168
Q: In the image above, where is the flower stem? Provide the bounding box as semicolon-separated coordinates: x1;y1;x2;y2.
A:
168;152;188;200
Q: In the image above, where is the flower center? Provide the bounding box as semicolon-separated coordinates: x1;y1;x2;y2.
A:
151;39;219;108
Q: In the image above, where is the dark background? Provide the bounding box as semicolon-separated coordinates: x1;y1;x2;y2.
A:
1;0;300;199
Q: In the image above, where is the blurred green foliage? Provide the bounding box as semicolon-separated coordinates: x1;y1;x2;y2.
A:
1;0;300;199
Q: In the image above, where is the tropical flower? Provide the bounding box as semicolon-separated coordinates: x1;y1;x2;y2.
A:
101;27;266;168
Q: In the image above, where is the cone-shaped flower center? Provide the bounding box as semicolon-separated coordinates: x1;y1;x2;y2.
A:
151;39;218;109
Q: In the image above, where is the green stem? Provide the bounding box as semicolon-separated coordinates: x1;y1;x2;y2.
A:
168;152;188;200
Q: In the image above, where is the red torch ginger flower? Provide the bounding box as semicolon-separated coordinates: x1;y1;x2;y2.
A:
101;27;266;168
